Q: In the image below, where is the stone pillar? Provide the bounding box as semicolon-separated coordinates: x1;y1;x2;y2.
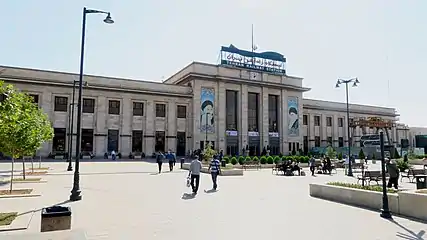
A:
261;87;269;148
321;114;327;146
145;100;155;154
167;100;176;151
309;114;315;149
333;115;339;147
240;85;248;150
120;97;132;154
281;90;288;153
95;96;107;155
40;91;53;156
218;82;226;151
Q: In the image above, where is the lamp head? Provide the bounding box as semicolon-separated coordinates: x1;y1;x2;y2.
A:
354;78;360;84
335;83;340;88
352;82;358;87
103;13;114;24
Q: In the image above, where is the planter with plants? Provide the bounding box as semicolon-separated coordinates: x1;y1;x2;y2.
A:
231;157;238;165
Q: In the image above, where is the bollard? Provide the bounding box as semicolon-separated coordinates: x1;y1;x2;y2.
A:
180;158;185;169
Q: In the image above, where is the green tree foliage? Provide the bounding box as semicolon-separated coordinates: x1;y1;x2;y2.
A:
0;81;53;191
325;146;336;159
358;149;365;160
202;143;216;162
337;152;343;160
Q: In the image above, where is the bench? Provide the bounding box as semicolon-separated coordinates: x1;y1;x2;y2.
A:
401;168;426;183
357;170;382;185
243;161;261;170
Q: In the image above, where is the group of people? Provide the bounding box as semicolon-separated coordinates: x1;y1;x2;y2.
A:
308;156;333;176
155;150;177;173
279;160;302;176
188;154;222;195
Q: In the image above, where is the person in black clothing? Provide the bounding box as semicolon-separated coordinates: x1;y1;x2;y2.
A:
156;151;164;173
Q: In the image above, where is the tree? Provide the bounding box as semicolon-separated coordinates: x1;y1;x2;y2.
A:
0;81;53;192
325;146;336;159
202;143;216;162
358;149;365;160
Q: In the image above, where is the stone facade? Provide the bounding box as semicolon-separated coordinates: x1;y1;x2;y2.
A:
0;63;406;157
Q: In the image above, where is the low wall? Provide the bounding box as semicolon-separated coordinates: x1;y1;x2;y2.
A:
398;191;427;221
181;163;243;176
309;183;400;214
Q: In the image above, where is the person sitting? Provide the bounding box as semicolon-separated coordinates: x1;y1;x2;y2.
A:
291;161;301;176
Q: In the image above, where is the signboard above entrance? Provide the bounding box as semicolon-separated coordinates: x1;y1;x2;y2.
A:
220;45;286;75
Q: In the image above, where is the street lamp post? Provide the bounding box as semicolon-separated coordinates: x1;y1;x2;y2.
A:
335;78;360;177
70;7;114;202
380;131;392;218
67;81;78;171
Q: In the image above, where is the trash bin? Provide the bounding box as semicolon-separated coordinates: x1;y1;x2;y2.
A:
41;206;72;232
180;158;185;169
415;175;427;190
221;160;226;167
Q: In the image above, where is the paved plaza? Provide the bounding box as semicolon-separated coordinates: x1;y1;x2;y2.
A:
0;161;426;239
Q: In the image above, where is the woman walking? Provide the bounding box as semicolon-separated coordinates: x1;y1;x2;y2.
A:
156;151;164;174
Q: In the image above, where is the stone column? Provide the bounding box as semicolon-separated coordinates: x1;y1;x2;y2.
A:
120;97;132;154
240;85;248;150
40;91;53;156
145;100;155;154
218;82;226;151
281;90;288;153
261;87;269;148
95;96;107;155
167;100;177;151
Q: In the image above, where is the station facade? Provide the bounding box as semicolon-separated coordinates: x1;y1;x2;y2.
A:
0;46;406;157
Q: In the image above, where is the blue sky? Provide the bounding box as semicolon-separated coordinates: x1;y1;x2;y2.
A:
1;0;426;126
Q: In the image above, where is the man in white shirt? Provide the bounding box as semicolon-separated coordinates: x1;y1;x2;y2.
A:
188;156;202;194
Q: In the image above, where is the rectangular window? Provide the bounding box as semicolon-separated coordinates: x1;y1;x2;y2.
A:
53;128;66;152
54;96;68;112
349;118;354;126
133;102;144;116
132;130;143;152
315;136;321;147
303;115;308;125
248;92;259;132
303;136;308;153
177;105;187;118
156;103;166;117
107;129;119;152
226;90;238;131
314;116;320;126
155;131;165;152
326;117;332;127
29;94;39;104
338;137;344;147
268;95;278;132
338;118;343;127
327;137;333;145
81;129;94;152
83;98;95;113
108;100;120;115
176;132;186;156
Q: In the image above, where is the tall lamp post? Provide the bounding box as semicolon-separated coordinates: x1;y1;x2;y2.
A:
379;131;392;218
70;7;114;202
335;78;360;177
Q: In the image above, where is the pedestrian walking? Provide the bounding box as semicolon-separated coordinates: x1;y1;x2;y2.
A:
156;151;164;174
386;158;399;189
208;154;221;190
188;156;202;194
166;150;176;171
309;156;316;176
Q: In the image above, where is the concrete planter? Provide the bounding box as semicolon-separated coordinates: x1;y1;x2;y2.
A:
182;163;243;176
398;191;427;221
309;183;399;213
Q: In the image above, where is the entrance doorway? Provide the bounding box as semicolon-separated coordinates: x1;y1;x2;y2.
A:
155;131;165;152
176;132;186;156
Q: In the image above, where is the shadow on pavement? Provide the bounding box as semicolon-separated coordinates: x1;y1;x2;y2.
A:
17;199;71;217
181;193;195;200
204;189;217;194
391;219;426;240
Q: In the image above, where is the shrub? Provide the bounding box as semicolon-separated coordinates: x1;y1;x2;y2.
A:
260;156;267;164
301;156;309;163
231;157;238;165
291;149;296;156
245;156;252;163
223;156;230;164
396;159;409;172
238;156;245;165
327;182;398;193
326;146;336;159
267;156;274;164
285;156;292;161
273;156;281;164
281;156;287;162
252;156;259;163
